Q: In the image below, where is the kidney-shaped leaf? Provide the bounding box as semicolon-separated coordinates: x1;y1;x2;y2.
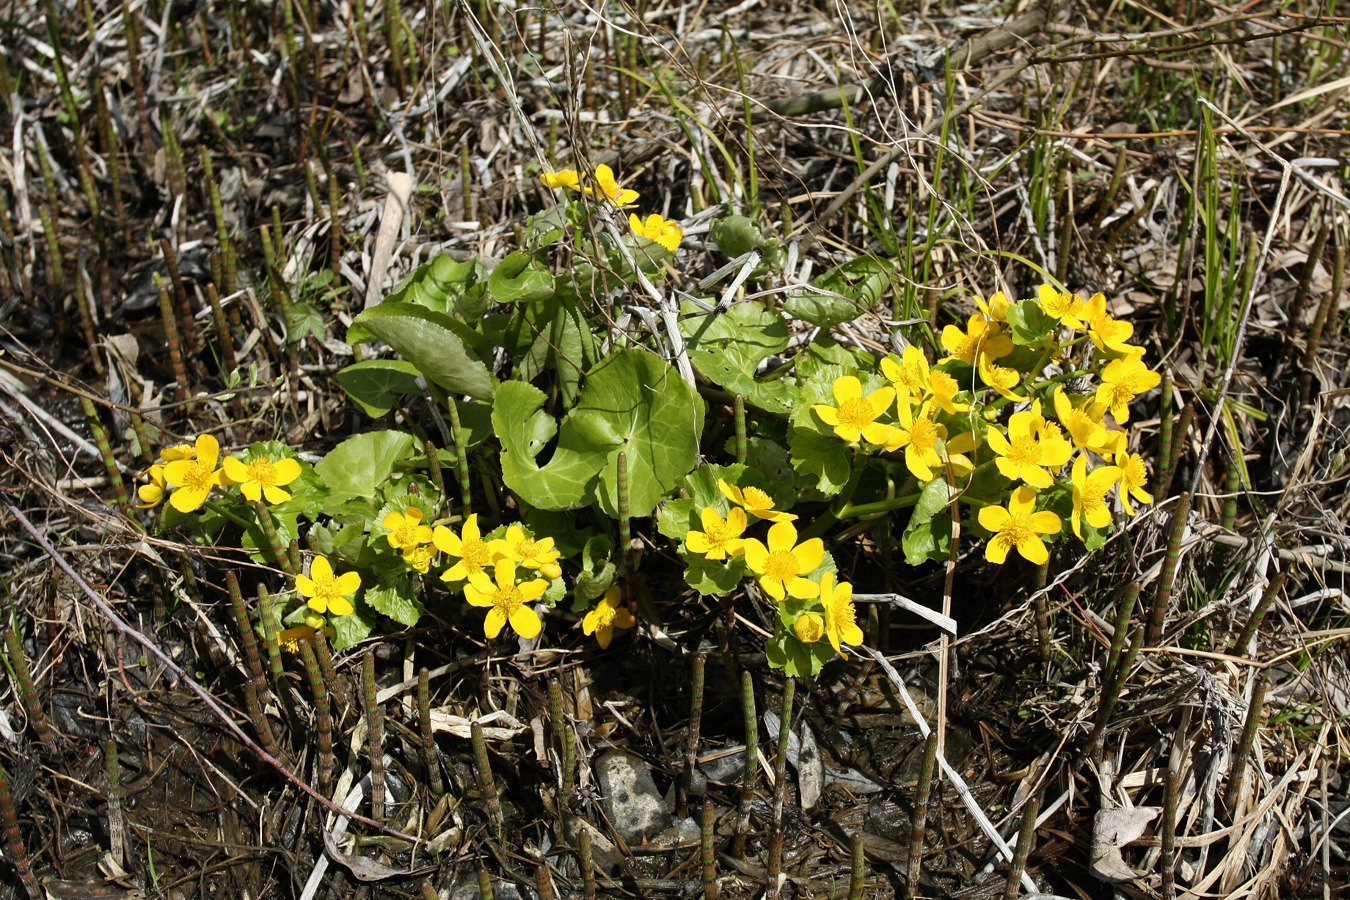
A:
350;305;494;400
315;431;418;510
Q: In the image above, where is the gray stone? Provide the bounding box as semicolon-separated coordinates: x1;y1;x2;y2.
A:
595;750;673;845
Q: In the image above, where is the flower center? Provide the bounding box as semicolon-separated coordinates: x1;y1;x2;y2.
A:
249;458;276;484
828;599;856;635
910;418;939;452
1000;512;1035;546
1007;435;1041;466
492;586;524;617
743;487;773;510
184;462;214;492
464;540;494;571
837;397;877;429
395;522;420;546
591;603;617;628
764;550;800;583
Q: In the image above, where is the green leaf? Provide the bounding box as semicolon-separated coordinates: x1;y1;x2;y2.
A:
496;349;706;518
336;359;424;418
765;609;835;677
681;300;793;415
789;257;888;328
380;253;486;319
488;251;556;304
328;609;375;651
788;428;853;495
902;478;953;565
364;576;423;627
286;301;326;343
1005;299;1056;347
315;431;418;510
349;305;495;401
681;550;746;596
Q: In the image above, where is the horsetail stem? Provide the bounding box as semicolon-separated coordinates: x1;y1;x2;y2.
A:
1158;373;1173;468
1157;405;1192;498
1104;582;1142;691
5;629;54;747
733;669;757;857
130;412;155;465
206;283;240;377
1229;572;1286;658
471;720;503;842
1161;751;1181;899
425;440;447;511
1003;790;1041;900
253;500;297;576
298;638;333;792
201;147;236;296
1223;673;1268;810
849;831;866;900
580;822;597;900
477;868;494;900
1301;240;1346;406
310;628;349;708
1092;582;1147;755
905;731;938;899
534;863;555;900
1033;560;1050;665
1221;458;1241;530
766;677;794;895
74;270;105;377
80;397;129;510
0;763;39;899
734;394;747;465
1144;492;1190;647
227;572;272;706
460;142;474;222
154;274;190;403
1285;222;1331;362
256;584;285;685
159;104;187;200
159;238;200;354
418;667;444;796
446;396;472;515
362;650;386;820
680;650;707;818
701;797;718;900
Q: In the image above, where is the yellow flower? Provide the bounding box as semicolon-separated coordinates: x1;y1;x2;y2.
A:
793;612;824;644
941;314;1013;365
465;559;546;640
977;486;1062;565
296;555;361;617
819;571;864;654
383;507;434;551
404;543;437;574
222;453;302;505
628;212;683;251
160;443;195;462
136;464;168;508
1095;352;1162;424
586;164;640;208
582;585;636;649
161;434;225;513
742;520;825;601
975;291;1013;323
1070;454;1121;539
718;479;796;522
1051;386;1113;453
685;506;748;560
1036;284;1086;330
433;514;505;582
1083;293;1136;355
499;525;563;580
880;346;931;402
1114;448;1154;516
812;376;898;446
977;355;1028;402
541;168;582;191
928;370;970;414
884;399;946;482
985;405;1074;489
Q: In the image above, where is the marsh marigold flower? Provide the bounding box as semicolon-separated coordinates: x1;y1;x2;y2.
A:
223;453;302;505
582;585;636;649
433;514;505;582
500;525;563;580
978;486;1062;565
819;571;864;655
742;520;825;601
718;479;796;522
880;346;931;401
1083;293;1136;355
297;555;361;617
941;314;1013;365
685;506;748;560
629;213;683;251
884;398;947;482
541;169;582;192
162;434;225;513
812;375;897;446
794;612;825;644
1114;448;1154;516
136;464;168;508
383;507;435;570
586;164;639;208
1095;352;1161;424
465;559;546;640
1036;284;1086;330
1051;386;1113;454
1070;454;1121;540
977;355;1028;402
985;404;1074;489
